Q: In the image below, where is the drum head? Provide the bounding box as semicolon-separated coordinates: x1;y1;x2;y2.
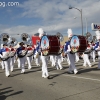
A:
40;35;49;55
70;35;80;53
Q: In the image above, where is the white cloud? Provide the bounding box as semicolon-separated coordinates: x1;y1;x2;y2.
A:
1;0;100;38
18;0;100;31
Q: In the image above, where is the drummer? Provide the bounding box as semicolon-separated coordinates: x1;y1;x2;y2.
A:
64;29;78;74
35;28;50;79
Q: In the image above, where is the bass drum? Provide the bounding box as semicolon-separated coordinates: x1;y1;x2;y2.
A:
40;35;60;56
70;35;87;53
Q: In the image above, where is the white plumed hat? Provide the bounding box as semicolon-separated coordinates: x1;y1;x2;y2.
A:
95;30;100;40
67;28;73;38
38;28;44;38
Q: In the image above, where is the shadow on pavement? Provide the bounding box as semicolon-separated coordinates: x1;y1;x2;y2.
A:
25;69;41;74
11;69;41;77
48;71;68;79
78;67;99;74
0;85;23;100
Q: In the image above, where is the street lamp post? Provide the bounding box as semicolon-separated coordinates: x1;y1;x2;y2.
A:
69;6;83;36
85;18;88;34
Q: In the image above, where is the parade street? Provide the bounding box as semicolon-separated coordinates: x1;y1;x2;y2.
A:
0;59;100;100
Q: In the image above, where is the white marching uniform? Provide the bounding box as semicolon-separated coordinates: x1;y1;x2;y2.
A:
41;55;49;78
55;55;63;70
64;29;78;74
50;55;55;67
0;46;11;77
26;46;34;69
94;41;100;69
16;44;27;73
36;28;49;78
90;43;95;62
34;43;41;66
94;30;100;69
9;47;16;72
63;42;70;65
0;45;5;70
83;44;92;67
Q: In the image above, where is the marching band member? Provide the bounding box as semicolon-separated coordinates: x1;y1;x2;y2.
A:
34;41;41;66
14;43;20;68
64;29;78;74
0;43;5;70
94;31;100;69
63;42;70;65
83;41;92;67
26;44;34;69
35;28;49;78
9;45;16;72
50;55;55;67
16;42;27;74
55;54;63;70
90;41;96;62
0;44;11;77
60;45;65;62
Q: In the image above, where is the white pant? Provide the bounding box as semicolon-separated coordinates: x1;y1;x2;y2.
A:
10;57;14;71
55;55;62;70
26;56;32;69
3;58;10;76
1;61;4;69
35;56;41;66
97;51;100;68
83;53;91;67
91;51;95;62
17;58;20;68
75;53;79;62
50;55;55;67
66;54;70;65
67;52;78;72
19;56;26;73
41;55;49;77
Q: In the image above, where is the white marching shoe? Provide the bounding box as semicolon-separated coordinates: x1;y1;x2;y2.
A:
6;73;10;77
21;70;25;74
74;69;78;74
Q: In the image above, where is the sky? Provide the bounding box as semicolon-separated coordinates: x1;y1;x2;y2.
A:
0;0;100;39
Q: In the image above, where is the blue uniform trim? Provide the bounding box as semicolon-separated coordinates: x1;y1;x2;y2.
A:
35;42;41;53
94;42;99;50
0;48;8;55
33;48;36;55
64;41;70;52
16;47;24;55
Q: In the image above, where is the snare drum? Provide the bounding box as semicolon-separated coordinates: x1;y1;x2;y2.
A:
40;35;60;56
70;35;87;53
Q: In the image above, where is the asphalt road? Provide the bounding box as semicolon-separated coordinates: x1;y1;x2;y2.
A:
0;59;100;100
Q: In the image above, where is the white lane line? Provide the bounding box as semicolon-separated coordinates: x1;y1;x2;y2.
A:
49;72;100;82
